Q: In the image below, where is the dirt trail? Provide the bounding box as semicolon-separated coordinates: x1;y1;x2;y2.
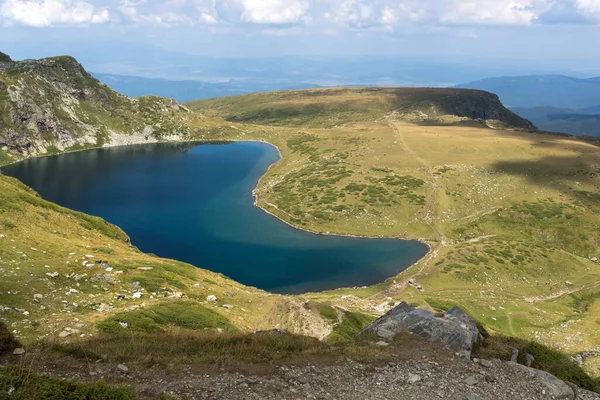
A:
524;281;600;304
389;121;445;245
379;122;448;297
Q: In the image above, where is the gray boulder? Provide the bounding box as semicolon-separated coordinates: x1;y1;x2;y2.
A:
358;302;483;358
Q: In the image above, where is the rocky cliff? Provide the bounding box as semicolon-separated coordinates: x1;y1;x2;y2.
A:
0;52;190;157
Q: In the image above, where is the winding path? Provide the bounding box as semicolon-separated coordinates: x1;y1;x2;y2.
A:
389;121;446;245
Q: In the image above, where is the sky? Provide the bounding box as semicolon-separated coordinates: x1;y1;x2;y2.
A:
1;0;600;79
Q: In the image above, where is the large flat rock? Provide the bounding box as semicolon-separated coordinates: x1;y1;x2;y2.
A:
359;302;483;358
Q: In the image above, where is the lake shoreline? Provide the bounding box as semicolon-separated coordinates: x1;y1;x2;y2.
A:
1;137;433;294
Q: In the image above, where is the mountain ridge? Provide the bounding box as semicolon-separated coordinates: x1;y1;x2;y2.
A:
1;51;538;165
511;106;600;136
188;86;537;131
0;53;190;158
92;72;323;102
455;74;600;110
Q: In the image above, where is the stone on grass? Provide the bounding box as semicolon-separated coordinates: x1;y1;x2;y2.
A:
207;295;217;302
12;348;25;355
359;302;483;358
117;364;129;373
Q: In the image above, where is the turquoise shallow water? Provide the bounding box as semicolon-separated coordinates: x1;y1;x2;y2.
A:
3;142;428;294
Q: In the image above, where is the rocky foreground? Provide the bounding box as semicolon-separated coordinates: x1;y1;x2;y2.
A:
5;342;597;400
2;302;598;399
142;358;598;400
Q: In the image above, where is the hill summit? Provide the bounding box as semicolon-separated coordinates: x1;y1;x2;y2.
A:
189;87;537;131
0;53;189;157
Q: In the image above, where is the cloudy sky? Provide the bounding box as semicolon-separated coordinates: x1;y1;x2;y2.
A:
1;0;600;77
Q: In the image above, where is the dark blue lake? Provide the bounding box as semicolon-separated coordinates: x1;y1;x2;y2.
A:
3;142;428;294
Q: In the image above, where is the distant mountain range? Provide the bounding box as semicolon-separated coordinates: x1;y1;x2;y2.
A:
92;73;321;102
511;106;600;136
89;71;600;137
456;75;600;136
455;75;600;109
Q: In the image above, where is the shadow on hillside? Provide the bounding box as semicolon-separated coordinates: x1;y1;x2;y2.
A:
488;131;600;197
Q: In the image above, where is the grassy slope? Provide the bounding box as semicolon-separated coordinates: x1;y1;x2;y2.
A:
1;85;599;391
0;173;355;343
189;88;600;379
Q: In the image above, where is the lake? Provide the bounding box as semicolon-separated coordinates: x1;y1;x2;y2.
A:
3;142;428;294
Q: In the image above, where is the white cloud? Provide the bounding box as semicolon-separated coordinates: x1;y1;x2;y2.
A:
1;0;596;30
318;0;551;31
91;8;110;23
236;0;309;24
200;12;217;24
380;7;397;25
0;0;110;27
438;0;544;25
575;0;600;17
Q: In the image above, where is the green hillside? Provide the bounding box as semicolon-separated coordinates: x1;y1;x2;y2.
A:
190;87;536;130
191;89;600;382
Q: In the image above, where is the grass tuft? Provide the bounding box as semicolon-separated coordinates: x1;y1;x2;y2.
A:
97;301;237;333
0;366;137;399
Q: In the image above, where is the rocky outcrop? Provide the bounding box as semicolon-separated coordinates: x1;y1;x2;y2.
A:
0;52;190;157
359;302;483;358
399;89;538;130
